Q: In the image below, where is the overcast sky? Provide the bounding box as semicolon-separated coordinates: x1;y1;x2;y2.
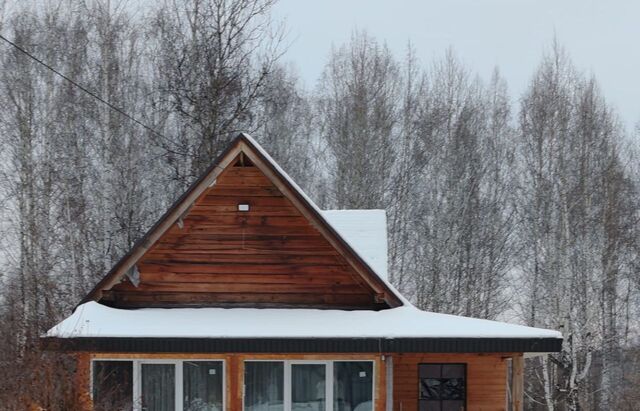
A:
273;0;639;131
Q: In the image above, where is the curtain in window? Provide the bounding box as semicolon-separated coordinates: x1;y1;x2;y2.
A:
184;361;223;411
93;361;133;411
141;364;175;411
333;362;373;411
291;364;325;411
244;362;284;411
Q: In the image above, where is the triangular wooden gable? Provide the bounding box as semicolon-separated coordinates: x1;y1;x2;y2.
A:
80;134;402;310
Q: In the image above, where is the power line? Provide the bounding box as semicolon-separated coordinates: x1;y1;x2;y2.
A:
0;33;171;144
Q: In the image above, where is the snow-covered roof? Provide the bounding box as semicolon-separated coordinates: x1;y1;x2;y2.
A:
47;301;561;340
55;134;562;351
322;210;388;280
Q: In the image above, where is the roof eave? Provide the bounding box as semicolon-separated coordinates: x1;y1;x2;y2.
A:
41;336;563;354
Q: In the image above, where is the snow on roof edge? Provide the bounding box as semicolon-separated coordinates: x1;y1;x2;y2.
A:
46;301;563;340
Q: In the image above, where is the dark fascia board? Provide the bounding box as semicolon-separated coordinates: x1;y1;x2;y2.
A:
41;337;562;354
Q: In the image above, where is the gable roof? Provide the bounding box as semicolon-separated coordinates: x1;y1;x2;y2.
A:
79;133;403;309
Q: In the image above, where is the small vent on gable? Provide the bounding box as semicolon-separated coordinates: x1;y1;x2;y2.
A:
233;152;254;167
126;265;140;287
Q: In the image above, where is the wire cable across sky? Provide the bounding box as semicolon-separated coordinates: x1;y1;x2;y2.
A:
0;33;170;144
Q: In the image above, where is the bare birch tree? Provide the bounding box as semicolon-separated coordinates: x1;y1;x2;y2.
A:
516;43;639;410
0;5;638;409
149;0;284;182
409;51;516;319
252;64;317;190
316;31;401;209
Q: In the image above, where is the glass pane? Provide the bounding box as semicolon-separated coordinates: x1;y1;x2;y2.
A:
334;362;373;411
419;400;441;411
244;362;284;411
420;378;441;399
184;361;223;411
419;364;441;378
93;361;133;411
441;378;465;400
441;400;465;411
291;364;326;411
442;365;464;379
142;364;175;411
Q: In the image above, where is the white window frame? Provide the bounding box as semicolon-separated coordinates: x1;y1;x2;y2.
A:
90;358;226;411
243;359;376;411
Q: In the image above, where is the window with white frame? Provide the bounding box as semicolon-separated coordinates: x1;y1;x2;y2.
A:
243;360;374;411
92;360;134;410
91;359;225;411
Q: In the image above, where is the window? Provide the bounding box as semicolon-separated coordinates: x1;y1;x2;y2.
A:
92;360;133;411
243;360;375;411
91;359;225;411
244;362;284;411
334;362;373;411
184;361;224;411
291;364;326;411
141;364;175;411
418;363;466;411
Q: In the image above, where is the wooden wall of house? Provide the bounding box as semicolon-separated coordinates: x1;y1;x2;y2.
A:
392;353;509;411
105;162;383;309
78;352;512;411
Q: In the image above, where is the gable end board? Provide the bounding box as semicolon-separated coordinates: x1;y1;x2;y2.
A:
79;133;402;309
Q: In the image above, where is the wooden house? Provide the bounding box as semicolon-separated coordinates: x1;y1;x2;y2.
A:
42;134;562;411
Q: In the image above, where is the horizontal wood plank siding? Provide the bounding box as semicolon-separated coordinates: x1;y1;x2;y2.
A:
393;353;509;411
80;352;511;411
107;164;380;309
